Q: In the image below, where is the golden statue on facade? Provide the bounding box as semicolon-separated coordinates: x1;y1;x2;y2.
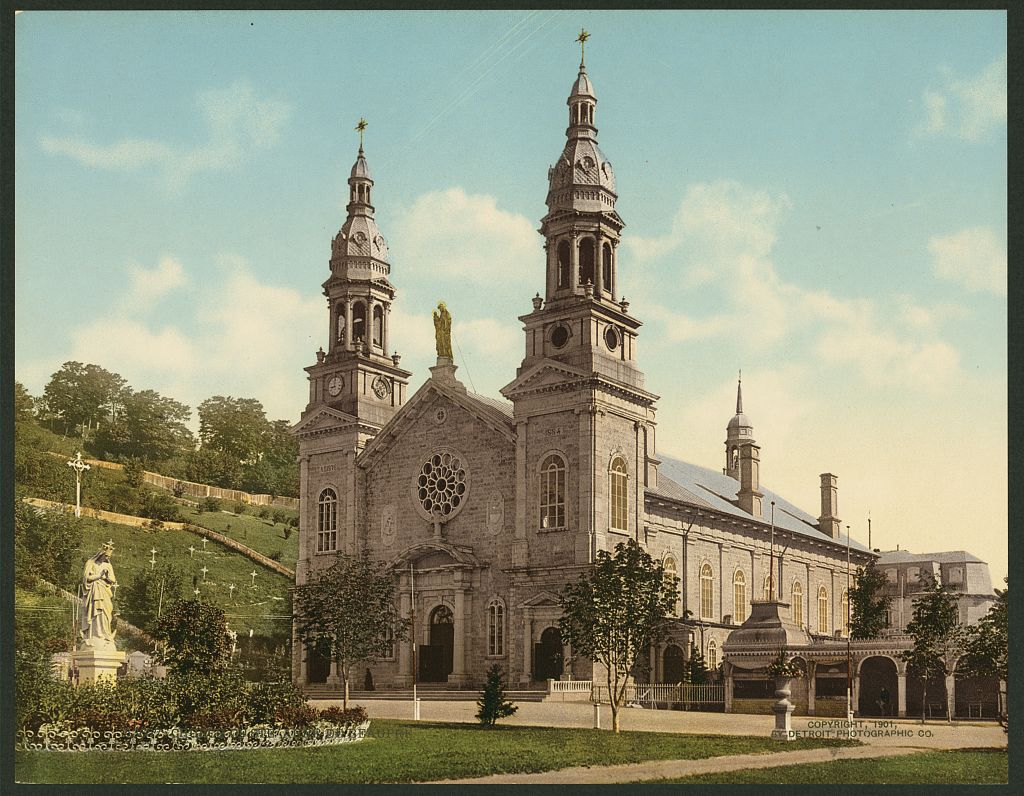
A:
432;301;453;359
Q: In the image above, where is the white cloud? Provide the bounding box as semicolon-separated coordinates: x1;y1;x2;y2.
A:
915;53;1006;141
928;226;1006;296
40;80;291;188
125;256;188;308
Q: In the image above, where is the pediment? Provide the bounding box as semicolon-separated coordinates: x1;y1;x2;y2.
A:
291;406;359;437
499;360;590;399
517;590;562;609
389;540;481;570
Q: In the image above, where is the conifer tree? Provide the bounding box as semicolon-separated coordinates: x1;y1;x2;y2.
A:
476;664;518;727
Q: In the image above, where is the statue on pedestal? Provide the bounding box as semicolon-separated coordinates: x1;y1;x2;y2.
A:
79;540;118;649
432;301;453;360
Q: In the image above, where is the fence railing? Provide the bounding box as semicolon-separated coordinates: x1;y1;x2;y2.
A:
591;683;725;706
547;679;593;693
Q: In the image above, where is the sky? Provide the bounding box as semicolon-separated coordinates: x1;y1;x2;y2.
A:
15;10;1007;582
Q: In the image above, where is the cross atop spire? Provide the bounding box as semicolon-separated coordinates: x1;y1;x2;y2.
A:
736;370;743;414
576;28;590;67
355;117;368;152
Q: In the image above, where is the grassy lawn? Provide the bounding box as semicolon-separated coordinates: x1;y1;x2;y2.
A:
77;516;293;639
15;720;858;784
641;748;1008;784
185;508;298;571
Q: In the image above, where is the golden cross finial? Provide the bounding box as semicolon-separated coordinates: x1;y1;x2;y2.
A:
355;117;368;150
576;28;590;67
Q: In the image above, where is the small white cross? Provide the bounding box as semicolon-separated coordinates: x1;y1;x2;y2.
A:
229;584;236;598
150;548;157;569
188;545;195;558
200;566;209;581
194;588;200;597
201;538;208;550
250;570;257;587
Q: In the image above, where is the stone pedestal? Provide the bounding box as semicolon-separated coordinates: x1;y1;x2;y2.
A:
72;645;126;684
771;676;795;741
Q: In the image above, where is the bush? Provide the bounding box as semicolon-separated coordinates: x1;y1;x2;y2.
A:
272;508;288;526
233;501;247;515
14;500;83;591
154;599;233;675
140;489;181;522
258;506;270;520
123;458;145;489
269;550;283;562
318;705;367;725
200;496;221;513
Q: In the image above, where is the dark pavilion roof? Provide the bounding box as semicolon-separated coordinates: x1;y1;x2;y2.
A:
876;549;984;565
651;453;872;554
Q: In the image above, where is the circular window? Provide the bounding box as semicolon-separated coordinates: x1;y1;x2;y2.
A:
413;450;469;521
551;324;570;349
604;325;620;351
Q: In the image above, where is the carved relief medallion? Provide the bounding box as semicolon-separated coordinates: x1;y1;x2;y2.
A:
381;504;396;548
486;492;504;535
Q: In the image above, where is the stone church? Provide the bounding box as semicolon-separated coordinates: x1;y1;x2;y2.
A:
290;53;875;690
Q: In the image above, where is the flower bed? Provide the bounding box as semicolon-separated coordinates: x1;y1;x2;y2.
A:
16;720;370;752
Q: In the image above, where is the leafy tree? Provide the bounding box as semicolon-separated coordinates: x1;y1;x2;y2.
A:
153;599;233;676
42;361;128;436
122;457;146;488
13;422;74;501
14;381;35;421
685;648;711;684
958;580;1007;721
558;538;678;733
139;488;181;522
94;389;194;463
849;560;892;639
198;396;271;464
901;572;965;723
119;562;187;631
184;447;244;491
14;500;83;591
293;551;408;708
476;664;518;727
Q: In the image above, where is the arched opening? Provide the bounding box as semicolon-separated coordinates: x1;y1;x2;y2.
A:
539;454;566;529
954;667;1000;719
700;563;714;619
733;569;747;623
372;304;383;347
306;641;331;684
792;581;804;626
663;644;685;684
664;555;680;617
609;456;628;531
707;640;718;672
336;305;346;343
418;605;454;682
817;586;830;635
859;656;899;717
534;626;563;681
557;240;570;288
602;243;612;291
578;237;595;287
351;301;366;344
906;669;948;719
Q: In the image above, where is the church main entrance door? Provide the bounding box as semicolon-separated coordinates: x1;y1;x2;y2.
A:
534;626;564;681
419;605;454;682
307;645;331;684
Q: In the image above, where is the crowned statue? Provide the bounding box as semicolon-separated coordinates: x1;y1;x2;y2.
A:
432;301;453;360
73;541;125;682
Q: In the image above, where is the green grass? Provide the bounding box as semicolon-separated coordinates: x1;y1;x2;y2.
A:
640;748;1008;784
76;516;293;639
185;508;298;571
14;720;859;784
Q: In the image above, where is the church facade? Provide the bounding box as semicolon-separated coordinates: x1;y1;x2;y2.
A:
290;54;875;690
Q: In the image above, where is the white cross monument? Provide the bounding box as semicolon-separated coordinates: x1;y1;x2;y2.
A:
66;452;91;518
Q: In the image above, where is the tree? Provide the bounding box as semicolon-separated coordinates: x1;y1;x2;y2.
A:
958;580;1007;721
685;648;711;684
293;551;408;708
153;598;233;675
476;664;518;727
901;573;965;723
558;538;678;733
119;562;187;631
198;396;272;464
14;500;83;591
94;389;194;463
42;361;128;436
14;381;35;421
849;560;892;639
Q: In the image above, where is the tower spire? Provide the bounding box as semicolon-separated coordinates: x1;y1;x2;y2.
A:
355;117;367;153
576;28;590;68
736;370;743;414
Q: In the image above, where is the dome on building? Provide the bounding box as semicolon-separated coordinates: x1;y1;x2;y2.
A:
728;412;752;431
570;66;596;100
350;151;371;180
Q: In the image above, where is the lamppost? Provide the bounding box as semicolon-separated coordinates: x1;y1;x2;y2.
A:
66;452;90;518
846;524;854;723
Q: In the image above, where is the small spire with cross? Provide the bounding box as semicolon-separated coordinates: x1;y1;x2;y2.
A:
355;117;368;152
576;28;590;67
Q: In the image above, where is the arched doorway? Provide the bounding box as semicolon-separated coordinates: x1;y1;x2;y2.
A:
306;643;331;684
663;645;685;684
859;656;899;717
906;671;948;719
954;669;1000;719
534;626;564;681
419;605;454;682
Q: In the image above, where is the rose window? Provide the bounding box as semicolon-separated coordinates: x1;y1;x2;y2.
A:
415;450;468;519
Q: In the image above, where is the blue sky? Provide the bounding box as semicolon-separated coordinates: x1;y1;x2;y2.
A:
15;10;1006;581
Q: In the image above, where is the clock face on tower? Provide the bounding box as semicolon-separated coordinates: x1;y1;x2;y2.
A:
327;375;344;396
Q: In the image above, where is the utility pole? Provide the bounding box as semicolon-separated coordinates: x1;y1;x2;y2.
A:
410;562;419;720
769;501;776;598
66;452;90;518
846;524;853;723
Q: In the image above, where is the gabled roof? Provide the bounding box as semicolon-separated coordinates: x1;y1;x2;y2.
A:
500;359;591;399
290;405;361;437
649;453;871;554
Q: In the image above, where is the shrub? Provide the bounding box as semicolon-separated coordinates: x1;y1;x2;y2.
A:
233;501;247;515
318;705;368;725
200;496;222;513
154;599;232;675
123;458;145;489
140;489;181;522
476;664;518;727
244;679;307;725
269;550;283;562
258;506;270;520
272;508;288;526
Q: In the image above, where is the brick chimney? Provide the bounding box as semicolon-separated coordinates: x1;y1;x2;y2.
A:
818;473;841;539
737;442;763;516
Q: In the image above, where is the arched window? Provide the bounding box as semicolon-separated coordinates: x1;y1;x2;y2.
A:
557;241;570;288
578;238;595;287
602;243;612;290
380;623;395;660
317;488;338;553
539;454;566;529
818;586;830;635
707;639;718;670
372;304;383;347
841;590;850;637
487;599;505;656
336;305;346;342
763;572;773;601
700;563;714;620
733;569;747;623
664;555;680;617
792;581;804;626
351;301;366;343
609;456;628;531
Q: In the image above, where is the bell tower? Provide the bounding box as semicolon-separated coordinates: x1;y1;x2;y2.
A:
302;119;411;431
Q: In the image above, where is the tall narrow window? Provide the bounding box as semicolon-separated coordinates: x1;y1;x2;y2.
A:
352;301;366;343
707;640;718;671
664;556;680;617
792;581;804;626
763;572;773;601
700;563;714;620
733;569;747;623
841;590;850;636
609;457;628;531
818;586;830;635
578;238;595;287
602;243;612;291
336;306;346;342
557;241;570;288
488;599;505;656
539;454;566;529
317;488;338;553
372;305;383;347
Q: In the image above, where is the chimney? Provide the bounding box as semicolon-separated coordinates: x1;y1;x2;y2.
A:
737;442;763;516
818;473;841;539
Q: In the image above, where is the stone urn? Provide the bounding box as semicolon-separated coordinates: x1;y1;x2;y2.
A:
771;676;795;741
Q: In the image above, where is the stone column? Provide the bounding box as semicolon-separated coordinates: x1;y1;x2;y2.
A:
723;661;734;713
345;298;354;351
513;420;528;567
545;242;555;297
594;232;604;295
450;589;468;686
610;241;618;299
520;614;533;686
655;643;664;683
648;644;656;684
396;590;411;686
570;233;580;292
897;672;907;718
367;295;377;350
327;657;340;686
807;660;817;716
561;640;571;680
852;666;861;717
945;673;956;719
382;303;390;356
298;640;308;685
